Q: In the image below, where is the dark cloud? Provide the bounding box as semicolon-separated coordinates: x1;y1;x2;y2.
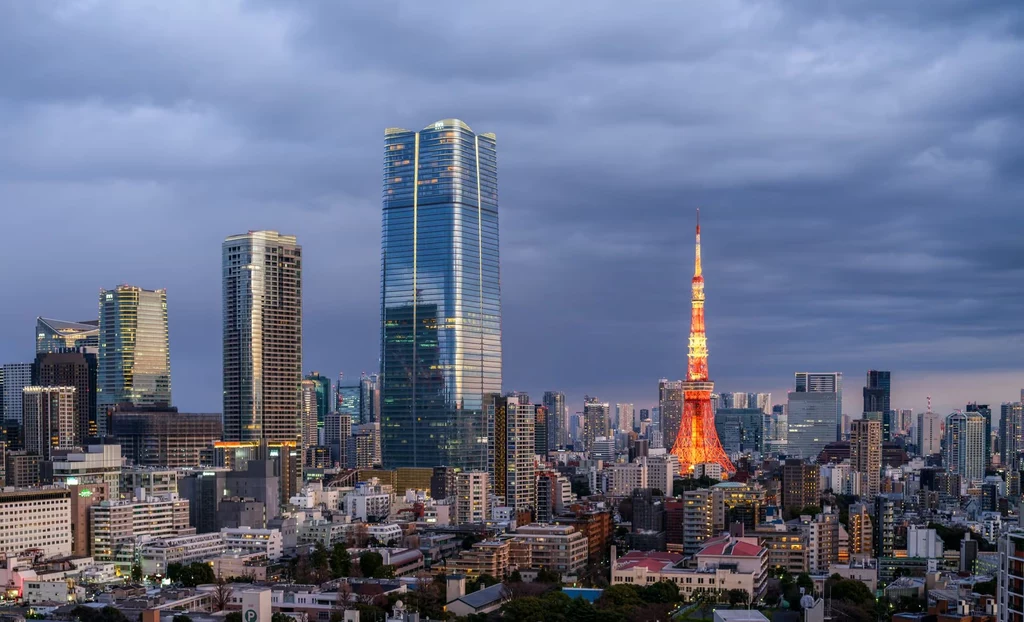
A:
0;0;1022;417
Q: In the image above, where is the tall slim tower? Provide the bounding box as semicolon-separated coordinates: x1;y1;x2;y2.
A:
670;211;735;476
379;119;500;470
222;231;302;445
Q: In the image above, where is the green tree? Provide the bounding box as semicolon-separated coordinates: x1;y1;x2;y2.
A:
70;606;129;622
641;581;679;604
596;584;644;610
975;577;997;596
225;613;243;622
502;596;547;622
330;542;352;577
796;572;814;593
166;562;183;582
130;564;143;581
312;542;331;582
467;573;499;592
461;534;481;550
726;589;748;606
535;568;561;584
359;551;384;578
178;562;216;587
508;570;523;583
827;577;874;605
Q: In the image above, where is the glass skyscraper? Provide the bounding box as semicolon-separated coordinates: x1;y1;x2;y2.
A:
36;317;100;354
380;119;500;470
97;286;171;420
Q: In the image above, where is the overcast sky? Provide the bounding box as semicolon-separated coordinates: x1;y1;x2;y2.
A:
2;1;1022;416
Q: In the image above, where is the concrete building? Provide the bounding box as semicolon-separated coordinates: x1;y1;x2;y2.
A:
754;520;808;574
917;409;943;457
447;539;511;577
1;363;33;424
659;380;684;453
508;524;589;573
90;495;192;570
491;397;536;512
220;527;283;561
850;418;882;498
217;498;265;530
799;510;840;574
456;471;490;525
5;452;41;488
110;409;222;467
608;458;648;496
582;397;610;453
906;525;944;559
47;444;123;494
711;482;765;533
342;480;393;522
139;532;226;576
23;386;76;459
848;503;873;556
648;454;678;496
32;350;96;446
782;459;820;512
121;468;178;499
68;481;110;557
946;411;986;486
0;488;72;558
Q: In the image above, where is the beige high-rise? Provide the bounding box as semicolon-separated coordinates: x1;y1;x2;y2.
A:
850;418;882;498
222;231;302;444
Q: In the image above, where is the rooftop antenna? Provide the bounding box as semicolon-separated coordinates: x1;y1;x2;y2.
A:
927;396;932;412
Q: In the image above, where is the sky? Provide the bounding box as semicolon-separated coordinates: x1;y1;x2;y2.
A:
1;1;1023;416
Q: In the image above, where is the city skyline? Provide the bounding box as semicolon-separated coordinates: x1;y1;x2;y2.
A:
2;3;1023;415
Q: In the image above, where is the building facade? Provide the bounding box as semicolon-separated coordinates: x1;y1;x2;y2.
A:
222;231;303;445
850;418;882;499
946;411;986;486
380;119;500;471
35;317;100;354
0;488;72;558
23;386;76;459
542;391;566;449
33;350;96;444
110;409;222;467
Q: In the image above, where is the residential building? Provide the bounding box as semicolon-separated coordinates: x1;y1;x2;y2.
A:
799;510;840;574
609;458;648;496
323;412;352;467
23;386;76;459
682;489;713;556
456;471;490;524
946;411;986;486
220;527;283;561
648;454;678;496
90;495;192;570
300;379;318;463
35;317;99;354
97;285;172;419
222;230;302;445
616;403;634;434
850;417;882;498
917;407;943;457
508;524;588;573
379;120;500;471
342;480;392;522
551;507;612;563
659;380;684;454
711;481;765;533
110;408;222;467
848;503;873;556
533;405;549;457
0;488;72;558
32;350;96;445
535;472;573;523
139;532;227;576
5;452;41;487
490;396;535;512
303;371;332;427
447;539;511;577
998;531;1024;621
755;520;808;574
583;396;610;452
781;459;819;512
1002;402;1024;473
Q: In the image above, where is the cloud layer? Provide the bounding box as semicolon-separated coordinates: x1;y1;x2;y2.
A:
1;1;1022;415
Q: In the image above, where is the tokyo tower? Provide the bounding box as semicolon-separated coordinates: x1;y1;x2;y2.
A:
669;210;736;476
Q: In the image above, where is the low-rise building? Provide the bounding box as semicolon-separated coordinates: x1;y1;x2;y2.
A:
342;480;393;522
829;556;877;593
447;540;511;577
211;550;270;581
221;527;283;561
139;532;226;576
508;524;588;573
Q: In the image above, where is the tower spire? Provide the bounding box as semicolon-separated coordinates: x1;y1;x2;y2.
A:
694;208;702;277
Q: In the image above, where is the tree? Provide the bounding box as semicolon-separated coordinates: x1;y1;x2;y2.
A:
178;562;216;587
225;613;243;622
535;568;561;584
359;551;385;578
796;572;814;594
726;589;748;606
975;577;997;596
70;606;129;622
213;578;233;611
330;542;352;578
312;543;331;583
596;584;644;610
167;562;184;582
461;534;481;550
130;564;143;582
172;616;192;622
271;614;292;622
509;570;523;583
641;581;679;604
467;573;499;592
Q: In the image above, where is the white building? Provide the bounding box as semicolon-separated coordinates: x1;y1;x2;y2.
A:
946;412;986;486
616;404;634;434
23;386;77;459
0;488;72;559
907;526;944;559
120;468;178;500
342;480;392;522
91;495;192;570
917;410;943;457
456;472;490;524
648;454;678;496
221;527;284;561
139;532;226;576
608;458;648;496
591;436;615;464
505;401;536;512
49;444;123;494
368;523;404;546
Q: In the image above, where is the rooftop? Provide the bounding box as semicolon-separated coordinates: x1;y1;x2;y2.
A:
698;535;765;558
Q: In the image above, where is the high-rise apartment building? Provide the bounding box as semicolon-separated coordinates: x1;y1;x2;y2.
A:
490;396;535;511
303;372;332;426
456;471;490;524
222;231;302;445
863;370;891;440
1001;402;1023;471
583;396;610;452
23;386;76;459
848;502;873;556
91;495;191;571
1;363;32;423
97;286;171;419
616;403;634;434
379;119;499;470
35;317;99;354
658;380;684;455
782;459;820;512
945;411;986;486
787;373;842;461
533;405;549;458
967;402;993;467
300;379;318;463
917;403;943;457
33;350;96;444
543;391;566;450
850;418;882;498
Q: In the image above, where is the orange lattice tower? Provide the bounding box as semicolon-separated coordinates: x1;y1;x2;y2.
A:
670;210;736;477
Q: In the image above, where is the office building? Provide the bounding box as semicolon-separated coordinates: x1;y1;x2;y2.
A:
351;422;381;468
967;402;993;467
535;471;573;523
33;351;96;445
455;471;490;524
323;412;352;467
0;488;72;558
221;527;284;561
35;317;99;354
303;371;332;426
648;454;678;496
582;396;610;452
23;386;76;459
2;363;32;423
863;370;891;440
5;452;41;487
69;481;109;557
177;470;228;534
97;285;171;419
1001;402;1023;472
217;498;265;530
121;468;178;499
787;388;839;461
715;407;763;455
109;408;222;467
543;391;566;450
682;489;713;555
946;411;986;486
711;481;765;533
379;119;500;471
359;373;380;424
609;458;648;496
918;401;943;457
139;532;227;577
659;380;684;457
637;408;649;430
336;382;361;419
793;371;842;439
850;418;882;498
222;231;302;445
48;444;123;493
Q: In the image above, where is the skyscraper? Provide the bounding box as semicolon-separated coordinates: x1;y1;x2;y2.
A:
33;351;96;444
966;402;993;467
616;403;634;434
303;372;332;425
222;231;302;445
23;386;76;459
543;391;567;450
850;418;882;498
35;318;99;354
300;379;318;463
945;411;985;486
1000;402;1023;471
359;373;380;424
863;370;891;440
787;372;842;460
380;119;499;470
583;396;610;452
97;286;171;420
658;379;684;455
669;211;735;476
1;363;32;423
